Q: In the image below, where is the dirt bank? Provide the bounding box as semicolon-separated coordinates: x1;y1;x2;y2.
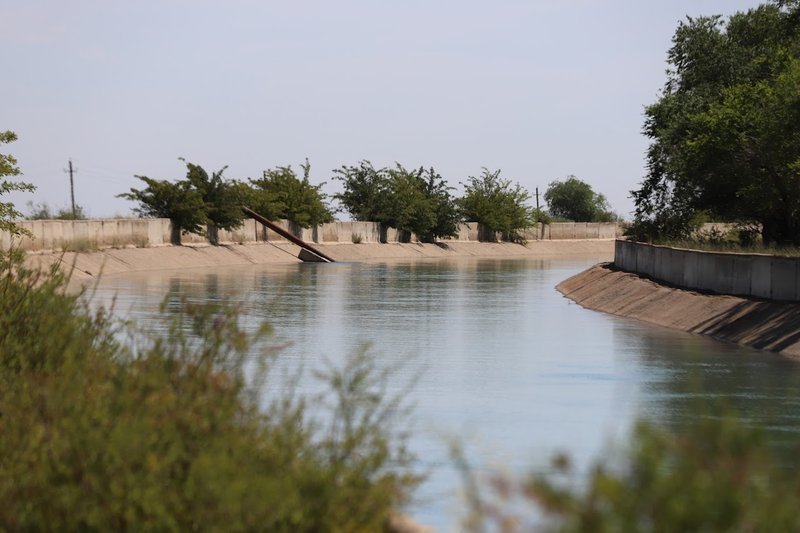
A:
557;264;800;358
28;240;614;281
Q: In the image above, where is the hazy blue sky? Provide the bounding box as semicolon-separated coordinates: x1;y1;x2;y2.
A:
3;0;762;219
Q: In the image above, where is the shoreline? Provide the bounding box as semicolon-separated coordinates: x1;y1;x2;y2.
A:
557;263;800;359
27;240;615;281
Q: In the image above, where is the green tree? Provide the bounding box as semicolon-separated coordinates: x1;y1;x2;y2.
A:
459;168;535;243
182;159;245;245
631;1;800;244
384;165;461;242
118;176;206;245
544;176;615;222
333;160;392;223
247;159;334;227
333;161;460;242
0;131;34;236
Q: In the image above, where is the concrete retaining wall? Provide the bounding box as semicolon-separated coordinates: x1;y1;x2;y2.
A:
614;239;800;302
2;219;623;252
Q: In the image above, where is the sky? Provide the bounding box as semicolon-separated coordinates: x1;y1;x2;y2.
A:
2;0;764;219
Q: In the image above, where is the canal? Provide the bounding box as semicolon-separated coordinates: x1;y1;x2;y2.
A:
89;255;800;530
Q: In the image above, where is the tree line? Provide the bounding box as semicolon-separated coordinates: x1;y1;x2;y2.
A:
118;158;616;245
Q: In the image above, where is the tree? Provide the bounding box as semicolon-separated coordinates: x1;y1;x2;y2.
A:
383;165;460;242
118;176;206;245
544;176;615;222
333;161;460;242
247;159;334;227
0;131;34;236
459;168;535;243
182;160;244;245
631;2;800;244
332;161;392;223
418;167;461;242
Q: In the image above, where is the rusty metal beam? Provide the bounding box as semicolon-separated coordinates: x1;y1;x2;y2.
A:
242;206;335;263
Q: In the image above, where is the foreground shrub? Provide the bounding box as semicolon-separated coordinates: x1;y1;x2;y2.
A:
461;405;800;532
0;251;417;531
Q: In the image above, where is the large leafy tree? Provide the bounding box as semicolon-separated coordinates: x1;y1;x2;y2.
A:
459;168;535;243
631;1;800;244
332;161;392;223
118;176;206;245
544;176;615;222
333;161;460;242
182;160;244;245
0;131;34;236
383;165;460;242
247;159;334;228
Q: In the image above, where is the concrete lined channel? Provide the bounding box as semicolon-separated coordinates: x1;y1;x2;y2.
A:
86;251;800;529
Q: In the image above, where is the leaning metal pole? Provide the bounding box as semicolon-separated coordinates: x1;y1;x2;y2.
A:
241;206;335;263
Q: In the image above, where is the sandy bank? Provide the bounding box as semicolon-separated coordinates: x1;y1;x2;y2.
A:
26;240;614;281
557;264;800;358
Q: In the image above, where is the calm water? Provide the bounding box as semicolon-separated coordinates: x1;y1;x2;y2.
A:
89;256;800;530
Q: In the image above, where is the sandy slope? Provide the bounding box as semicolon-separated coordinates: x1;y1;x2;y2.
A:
26;240;614;281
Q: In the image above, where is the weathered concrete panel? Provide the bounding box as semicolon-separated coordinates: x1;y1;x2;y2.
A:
681;248;699;289
653;246;669;281
614;240;625;268
549;223;575;240
666;248;686;286
696;253;715;293
615;241;799;302
770;258;797;301
710;253;735;294
750;256;772;299
539;223;551;240
598;223;617;239
43;221;65;250
477;224;499;242
464;222;480;241
620;240;637;272
731;255;752;296
320;222;339;242
625;241;638;272
636;244;656;278
23;220;43;251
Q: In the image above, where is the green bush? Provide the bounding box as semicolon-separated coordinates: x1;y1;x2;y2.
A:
0;250;417;531
462;404;800;532
544;176;615;223
459;168;535;243
334;161;461;242
247;159;334;228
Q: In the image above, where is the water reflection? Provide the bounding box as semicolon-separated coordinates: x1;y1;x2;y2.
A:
88;256;800;530
613;321;800;445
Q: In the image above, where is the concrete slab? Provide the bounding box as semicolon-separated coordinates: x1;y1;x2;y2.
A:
770;258;798;301
751;256;772;299
732;255;752;296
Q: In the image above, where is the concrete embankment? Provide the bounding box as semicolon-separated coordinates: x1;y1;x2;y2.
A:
30;240;614;282
557;264;800;358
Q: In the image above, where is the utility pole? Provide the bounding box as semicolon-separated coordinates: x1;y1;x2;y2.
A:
64;159;77;218
534;187;540;211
